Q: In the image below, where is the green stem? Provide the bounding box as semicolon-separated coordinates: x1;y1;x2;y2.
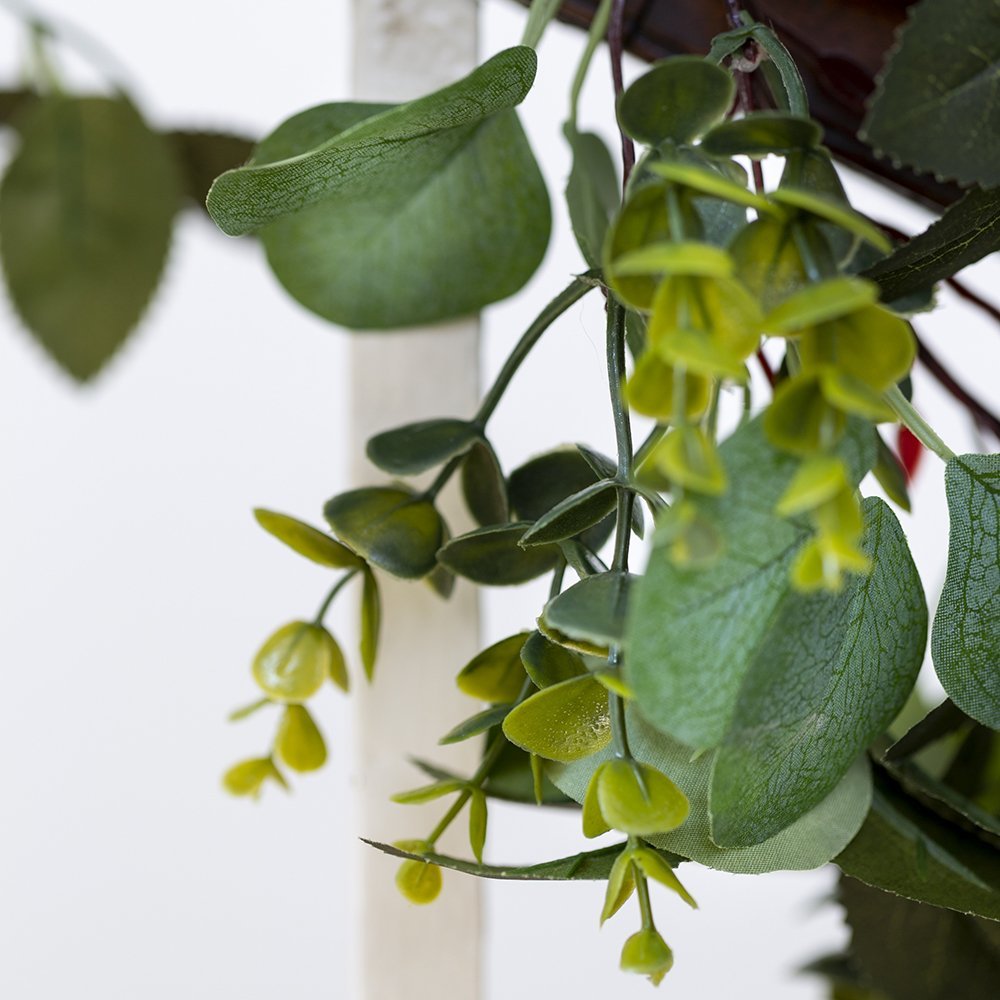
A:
475;278;593;426
521;0;562;49
312;568;360;625
632;852;656;930
568;0;613;127
424;453;465;501
885;385;956;462
610;689;631;759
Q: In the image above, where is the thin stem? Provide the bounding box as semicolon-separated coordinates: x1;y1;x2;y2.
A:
312;568;360;624
755;347;776;387
884;385;956;463
610;690;631;758
569;0;613;128
608;0;635;187
633;423;667;468
424;453;465;501
475;278;593;425
607;301;634;571
633;856;655;930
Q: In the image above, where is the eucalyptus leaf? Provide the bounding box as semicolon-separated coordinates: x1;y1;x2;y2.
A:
699;112;822;158
366;419;482;476
551;708;873;874
457;632;530;704
932;454;1000;729
564;124;619;268
461;440;509;526
617;57;735;145
207;49;550;328
861;0;1000;188
440;705;512;745
519;479;617;546
836;766;1000;921
253;508;363;568
627;415;876;749
0;96;179;381
437;522;559;585
542;572;635;649
520;630;587;688
709;498;927;847
324;486;443;579
862;188;1000;302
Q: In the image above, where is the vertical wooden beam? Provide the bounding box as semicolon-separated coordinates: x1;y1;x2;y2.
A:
350;3;482;999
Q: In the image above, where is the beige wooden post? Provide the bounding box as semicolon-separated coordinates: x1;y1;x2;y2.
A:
350;3;482;999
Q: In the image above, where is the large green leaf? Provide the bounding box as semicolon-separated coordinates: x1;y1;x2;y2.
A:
364;838;681;881
841;878;1000;1000
837;765;1000;921
709;499;927;847
206;48;549;328
626;416;876;749
861;0;1000;188
862;188;1000;302
932;454;1000;729
0;96;179;381
550;708;872;874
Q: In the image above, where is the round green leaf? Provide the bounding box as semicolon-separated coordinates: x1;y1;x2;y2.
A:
0;96;179;381
730;216;808;313
700;112;822;158
764;277;879;335
617;57;735;145
252;621;337;703
520;630;586;688
620;928;673;985
502;675;611;763
542;572;635;649
324;486;443;579
222;757;288;798
597;759;690;836
395;859;442;905
437;522;559;585
366;418;482;476
461;440;509;526
275;704;328;772
650;427;727;496
457;632;531;703
253;509;363;568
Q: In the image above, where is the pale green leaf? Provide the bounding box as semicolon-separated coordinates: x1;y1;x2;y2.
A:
254;508;363;568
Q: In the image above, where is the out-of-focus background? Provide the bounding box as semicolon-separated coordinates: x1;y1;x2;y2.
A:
0;2;996;997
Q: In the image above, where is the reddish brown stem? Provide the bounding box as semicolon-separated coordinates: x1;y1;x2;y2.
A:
609;0;635;187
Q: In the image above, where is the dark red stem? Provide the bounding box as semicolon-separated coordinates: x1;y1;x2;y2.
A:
609;0;635;188
915;334;1000;440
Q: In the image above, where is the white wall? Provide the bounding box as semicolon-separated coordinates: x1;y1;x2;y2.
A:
1;2;996;998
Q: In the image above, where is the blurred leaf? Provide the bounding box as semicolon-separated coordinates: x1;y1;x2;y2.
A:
709;499;927;847
542;571;635;649
461;440;509;526
502;675;611;762
564;124;618;268
254;508;363;568
836;765;1000;920
252;621;337;702
872;434;912;512
730;216;808;312
764;276;878;334
772;187;890;252
395;858;442;904
324;486;443;579
627;415;876;748
617;57;735;145
861;0;1000;187
520;630;587;688
366;418;482;476
469;790;488;863
649;159;774;214
437;523;559;585
167;128;253;206
552;707;873;874
209;49;550;328
391;780;465;805
223;757;288;798
275;704;328;772
359;566;380;681
0;96;179;381
700;111;821;158
932;454;1000;729
228;697;271;722
457;632;530;704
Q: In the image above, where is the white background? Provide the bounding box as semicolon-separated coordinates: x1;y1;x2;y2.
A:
0;2;996;998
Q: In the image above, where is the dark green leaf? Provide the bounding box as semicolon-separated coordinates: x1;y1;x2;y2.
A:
836;765;1000;920
509;448;616;553
617;56;735;145
700;112;821;158
542;571;635;649
363;838;677;881
861;0;1000;187
456;632;530;704
207;49;550;328
437;522;559;585
627;416;876;749
324;486;443;579
932;454;1000;729
461;440;509;526
0;96;179;381
520;630;587;688
840;877;1000;1000
253;508;363;568
872;434;911;512
564;124;619;268
359;566;380;680
167;129;253;207
551;708;873;874
709;498;927;847
440;705;511;745
862;188;1000;302
519;479;617;546
366;419;482;476
885;700;970;762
